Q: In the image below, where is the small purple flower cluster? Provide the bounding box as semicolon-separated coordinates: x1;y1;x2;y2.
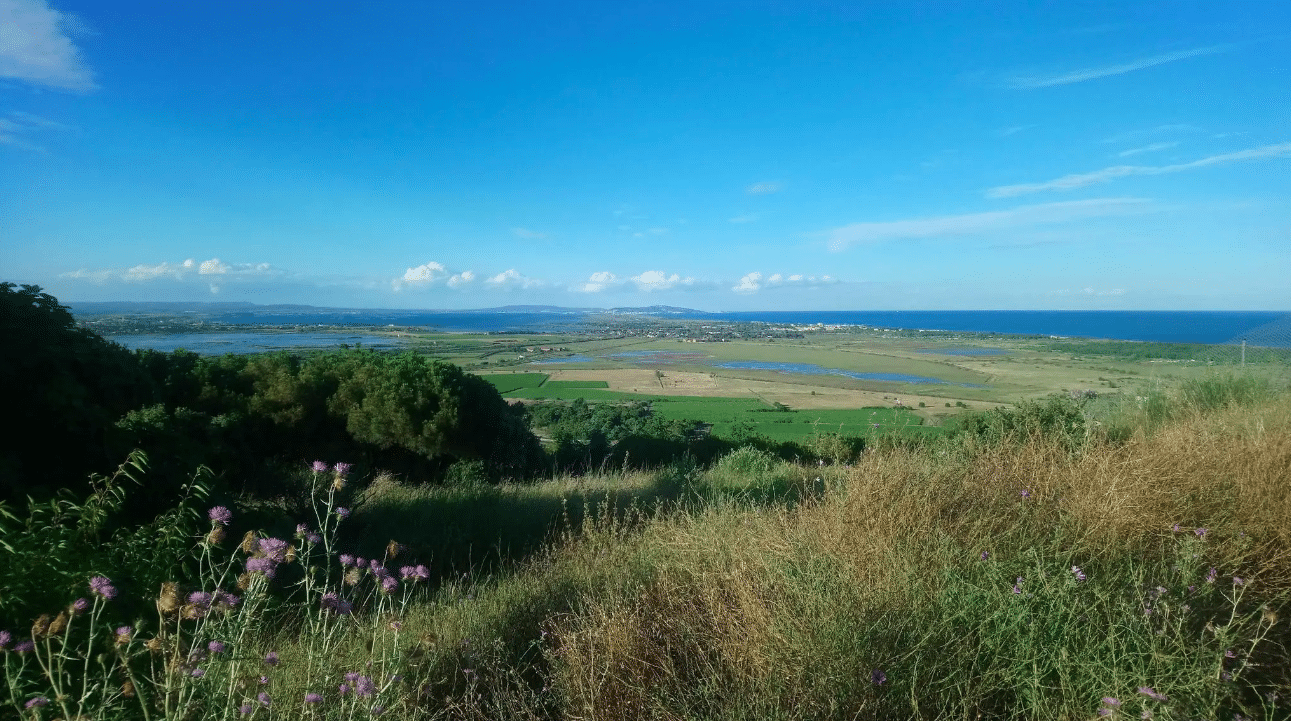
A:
319;592;354;616
1097;696;1121;717
89;575;118;600
1071;566;1087;582
870;669;886;685
208;506;233;525
1137;686;1168;702
341;672;377;697
399;564;430;582
1012;577;1024;595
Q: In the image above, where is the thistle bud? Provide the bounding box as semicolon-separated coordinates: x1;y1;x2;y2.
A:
344;568;361;587
158;582;181;615
207;526;227;545
386;540;401;560
122;680;136;698
241;531;257;554
47;612;69;637
31;614;51;639
145;637;164;654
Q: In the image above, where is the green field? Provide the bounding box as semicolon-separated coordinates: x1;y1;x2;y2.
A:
646;396;929;440
541;379;609;389
480;372;549;394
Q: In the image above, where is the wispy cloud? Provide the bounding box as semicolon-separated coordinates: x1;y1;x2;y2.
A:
62;258;283;286
1117;141;1179;158
746;181;782;195
0;110;76;151
1006;45;1228;89
987;143;1291;198
631;270;695;292
0;0;97;92
732;272;836;293
485;269;542;290
827;198;1151;252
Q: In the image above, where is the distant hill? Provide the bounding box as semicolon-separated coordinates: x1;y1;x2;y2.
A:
66;301;711;317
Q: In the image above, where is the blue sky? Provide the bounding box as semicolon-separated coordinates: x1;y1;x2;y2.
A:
2;1;1288;310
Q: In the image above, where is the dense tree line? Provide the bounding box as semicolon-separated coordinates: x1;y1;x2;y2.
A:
1;283;541;512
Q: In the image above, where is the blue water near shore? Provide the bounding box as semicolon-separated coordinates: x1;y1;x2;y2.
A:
107;332;406;355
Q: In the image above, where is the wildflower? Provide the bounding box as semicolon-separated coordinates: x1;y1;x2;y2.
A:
116;626;132;644
355;675;377;697
121;680;136;697
1225;649;1236;658
1012;584;1022;594
1233;577;1246;587
372;704;386;715
257;538;291;562
25;697;49;709
259;675;269;684
258;691;271;707
1136;686;1168;702
1172;524;1180;533
218;591;241;608
306;533;322;544
312;460;329;473
345;672;361;683
14;640;34;653
189;591;214;608
339;684;351;696
334;462;352;476
47;612;68;636
870;669;886;685
389;621;403;631
321;592;340;611
336;506;351;520
1072;566;1086;582
238;704;253;714
240;531;258;554
296;523;309;536
246;557;277;578
209;506;233;525
1097;711;1112;718
381;576;398;594
340;554;355;567
1195;528;1207;538
72;597;90;614
1141;711;1152;720
89;575;118;600
344;568;362;586
0;630;10;649
980;551;989;561
413;564;429;580
207;526;227;544
208;640;226;654
264;651;280;666
191;667;206;678
1102;697;1121;707
1020;489;1030;499
305;692;323;703
31;615;50;638
1206;568;1218;584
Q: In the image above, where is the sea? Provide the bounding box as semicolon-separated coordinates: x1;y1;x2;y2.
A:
90;307;1291;355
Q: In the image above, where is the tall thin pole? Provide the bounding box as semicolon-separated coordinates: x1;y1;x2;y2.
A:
1241;339;1246;367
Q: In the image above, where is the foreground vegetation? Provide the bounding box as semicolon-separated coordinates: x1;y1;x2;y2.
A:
4;367;1290;719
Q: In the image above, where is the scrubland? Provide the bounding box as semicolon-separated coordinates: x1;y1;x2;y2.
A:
4;374;1291;720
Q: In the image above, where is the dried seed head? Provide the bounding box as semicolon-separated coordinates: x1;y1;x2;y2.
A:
207;526;227;545
1264;606;1279;626
344;568;362;587
386;540;401;560
332;477;347;491
240;531;257;554
285;545;297;563
158;582;181;615
31;614;51;639
121;680;136;698
145;637;164;654
47;612;69;637
237;573;253;591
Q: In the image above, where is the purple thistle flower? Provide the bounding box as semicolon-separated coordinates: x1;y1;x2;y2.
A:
413;564;429;580
14;640;35;653
400;565;416;579
89;575;118;600
0;630;10;649
1072;566;1086;582
345;672;361;683
1097;710;1112;718
25;697;49;709
334;462;352;476
980;550;989;561
72;597;89;614
305;692;323;703
246;557;277;578
1012;584;1022;594
339;554;355;567
381;576;398;594
1206;568;1218;584
259;675;269;684
238;704;253;714
1225;649;1236;658
1195;528;1207;538
355;675;377;697
321;592;339;611
1137;686;1168;702
1020;489;1030;499
257;538;290;562
218;591;241;607
208;506;233;525
372;704;386;715
312;460;329;473
116;626;132;639
295;523;309;535
870;669;886;685
1233;577;1246;587
339;684;351;696
264;651;280;666
188;591;214;607
306;533;322;544
191;667;206;678
1102;697;1121;707
338;599;354;615
355;556;366;567
258;691;271;707
336;506;351;520
208;640;226;653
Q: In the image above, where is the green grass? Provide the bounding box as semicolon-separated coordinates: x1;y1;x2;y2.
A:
479;372;549;394
540;380;609;389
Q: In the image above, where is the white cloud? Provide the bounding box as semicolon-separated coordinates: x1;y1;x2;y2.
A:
987;143;1291;198
0;0;96;91
1006;45;1228;89
577;271;618;293
732;272;762;293
486;269;541;290
732;271;836;293
199;258;231;275
447;270;475;288
392;261;448;290
827;197;1151;252
746;182;781;194
631;270;693;292
729;214;759;224
1117;141;1179;158
123;260;194;282
512;227;548;240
